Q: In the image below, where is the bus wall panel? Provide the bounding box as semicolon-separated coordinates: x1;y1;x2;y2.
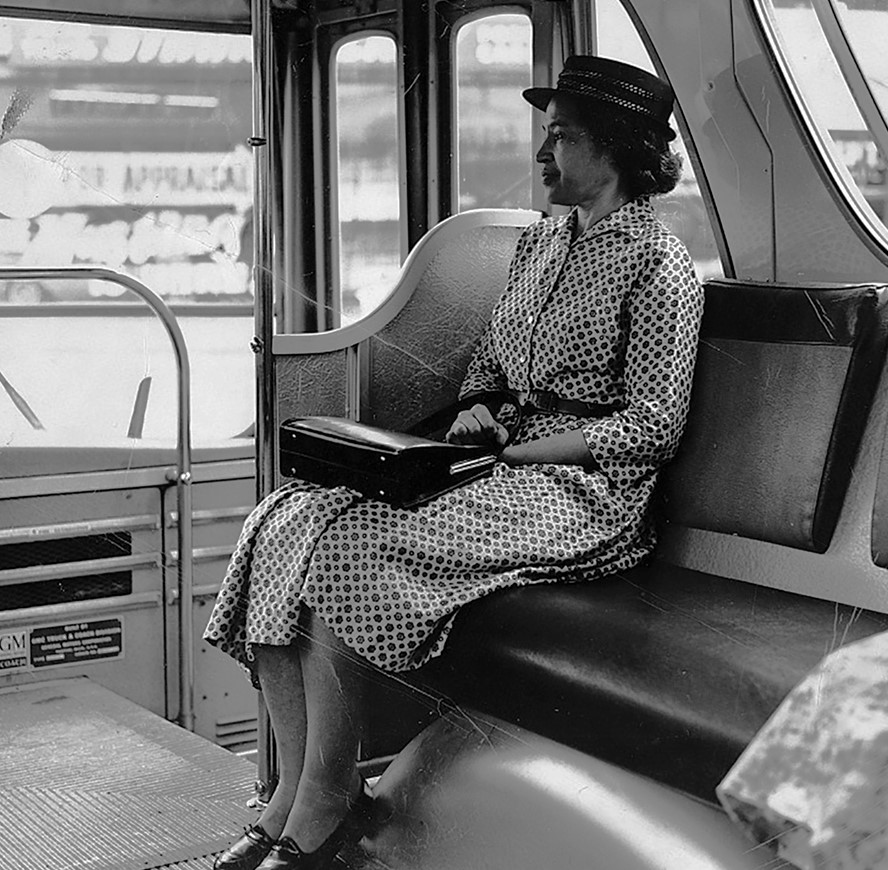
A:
631;0;888;282
0;486;167;715
163;475;260;747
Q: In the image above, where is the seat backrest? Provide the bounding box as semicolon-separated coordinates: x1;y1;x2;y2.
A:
363;215;537;429
662;279;888;552
273;209;539;470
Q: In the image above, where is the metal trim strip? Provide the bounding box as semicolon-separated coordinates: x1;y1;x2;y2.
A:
0;553;160;585
0;515;160;545
167;545;234;565
167;583;220;604
167;506;253;527
0;591;162;628
0;458;254;500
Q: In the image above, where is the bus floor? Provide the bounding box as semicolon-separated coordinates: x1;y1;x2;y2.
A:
0;676;789;870
0;677;258;870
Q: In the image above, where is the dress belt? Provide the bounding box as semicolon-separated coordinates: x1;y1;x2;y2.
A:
514;389;621;418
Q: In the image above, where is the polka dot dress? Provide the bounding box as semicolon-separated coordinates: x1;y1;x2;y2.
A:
203;199;704;680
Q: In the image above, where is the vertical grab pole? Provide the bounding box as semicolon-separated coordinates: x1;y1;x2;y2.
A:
250;0;279;805
251;0;275;504
402;1;431;246
572;1;596;56
171;300;194;733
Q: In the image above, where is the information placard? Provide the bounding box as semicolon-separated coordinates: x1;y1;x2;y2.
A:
30;619;123;668
0;630;28;672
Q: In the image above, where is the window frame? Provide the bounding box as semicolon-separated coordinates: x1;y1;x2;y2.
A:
327;29;406;326
449;6;535;215
0;14;254;311
316;17;401;329
434;0;533;220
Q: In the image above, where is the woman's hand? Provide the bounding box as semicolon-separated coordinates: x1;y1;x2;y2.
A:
445;403;509;448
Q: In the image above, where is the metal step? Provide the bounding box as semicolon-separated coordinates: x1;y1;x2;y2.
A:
0;678;258;870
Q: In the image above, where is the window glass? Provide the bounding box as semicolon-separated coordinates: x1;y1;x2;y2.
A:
768;1;888;227
835;2;888;120
0;18;254;448
334;35;401;325
594;0;723;280
0;19;253;305
454;14;533;211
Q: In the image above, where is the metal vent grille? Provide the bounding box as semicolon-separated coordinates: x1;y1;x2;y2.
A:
0;531;132;569
0;571;132;611
0;533;133;611
216;714;259;754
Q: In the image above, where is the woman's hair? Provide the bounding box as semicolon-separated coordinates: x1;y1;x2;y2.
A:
562;95;683;199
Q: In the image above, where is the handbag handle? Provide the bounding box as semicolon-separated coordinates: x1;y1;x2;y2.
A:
406;390;523;447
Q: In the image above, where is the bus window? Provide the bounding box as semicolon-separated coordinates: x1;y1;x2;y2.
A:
835;1;888;121
334;35;402;325
766;1;888;231
0;18;254;448
453;13;533;212
594;0;723;281
0;18;252;306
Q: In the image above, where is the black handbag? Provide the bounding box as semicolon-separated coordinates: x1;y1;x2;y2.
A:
279;392;521;508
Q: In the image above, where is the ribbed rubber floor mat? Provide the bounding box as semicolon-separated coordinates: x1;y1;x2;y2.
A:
0;679;258;870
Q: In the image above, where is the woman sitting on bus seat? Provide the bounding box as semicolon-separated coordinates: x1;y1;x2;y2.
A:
205;55;703;870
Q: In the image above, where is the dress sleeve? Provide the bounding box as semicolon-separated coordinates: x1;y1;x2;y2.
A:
582;237;703;475
458;320;508;399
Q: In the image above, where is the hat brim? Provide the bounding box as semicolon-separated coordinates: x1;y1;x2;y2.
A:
522;87;557;112
521;86;677;141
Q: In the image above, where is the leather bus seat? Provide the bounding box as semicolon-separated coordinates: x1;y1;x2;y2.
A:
277;212;888;804
407;277;888;803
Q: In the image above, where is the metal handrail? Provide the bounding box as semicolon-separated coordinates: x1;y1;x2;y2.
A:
0;266;195;731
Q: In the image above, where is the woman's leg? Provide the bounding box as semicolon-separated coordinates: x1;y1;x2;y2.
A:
253;642;309;838
280;608;367;852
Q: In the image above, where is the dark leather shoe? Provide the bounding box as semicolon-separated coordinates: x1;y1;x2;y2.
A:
214;824;276;870
254;837;305;870
256;788;374;870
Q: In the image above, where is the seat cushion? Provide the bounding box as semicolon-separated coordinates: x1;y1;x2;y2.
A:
415;561;888;802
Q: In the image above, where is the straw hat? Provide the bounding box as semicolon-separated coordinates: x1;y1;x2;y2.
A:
523;55;676;141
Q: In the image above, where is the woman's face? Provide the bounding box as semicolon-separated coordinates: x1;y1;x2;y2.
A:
536;95;618;209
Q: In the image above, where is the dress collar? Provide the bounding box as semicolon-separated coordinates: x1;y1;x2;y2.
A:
567;198;657;242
